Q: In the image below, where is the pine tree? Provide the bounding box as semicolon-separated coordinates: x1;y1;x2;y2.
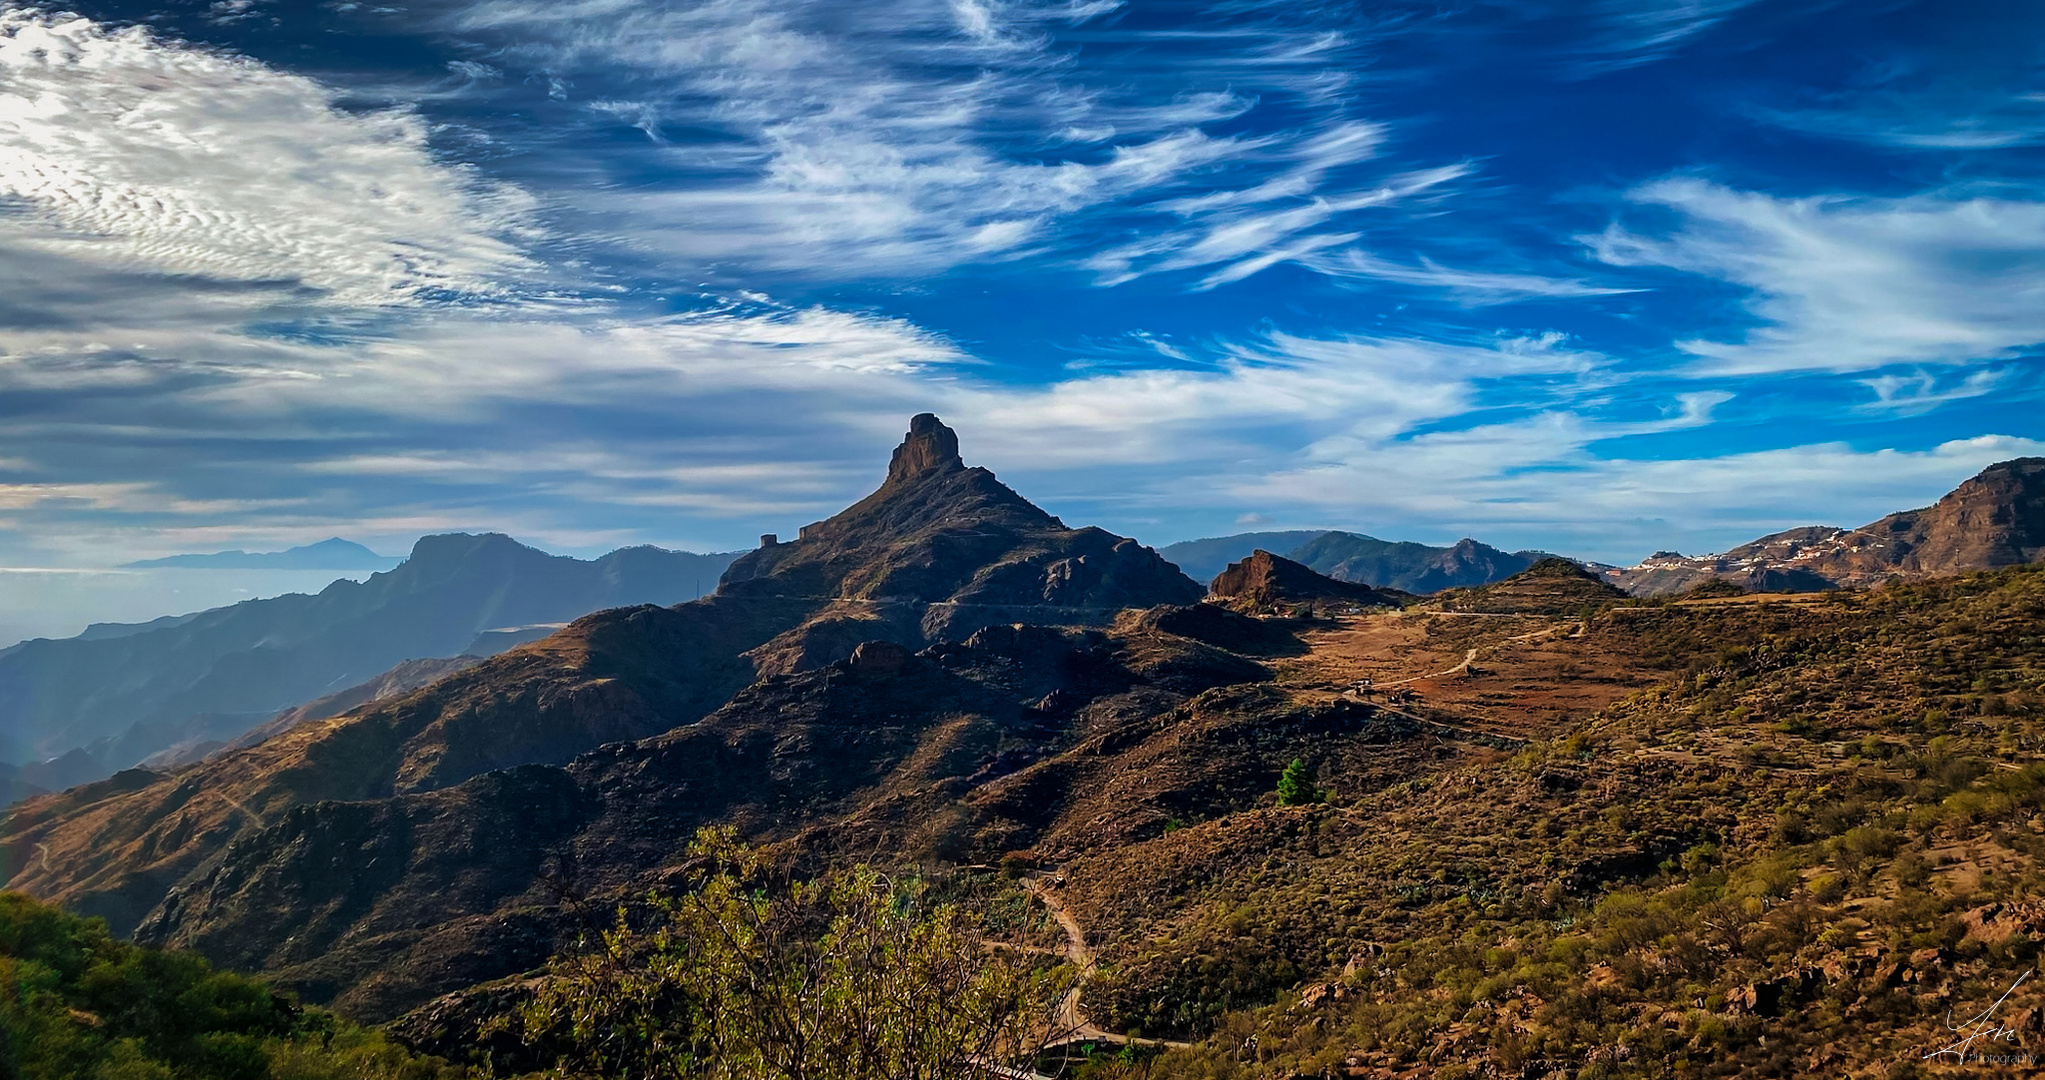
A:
1276;758;1321;806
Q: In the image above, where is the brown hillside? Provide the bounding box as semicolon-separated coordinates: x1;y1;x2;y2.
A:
1429;556;1627;615
1044;566;2045;1079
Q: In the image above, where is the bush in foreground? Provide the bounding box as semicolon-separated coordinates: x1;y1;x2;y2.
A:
0;891;461;1080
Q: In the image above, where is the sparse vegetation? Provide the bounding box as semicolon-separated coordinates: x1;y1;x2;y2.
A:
1061;565;2045;1076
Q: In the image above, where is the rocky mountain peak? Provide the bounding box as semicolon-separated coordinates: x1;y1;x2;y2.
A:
1208;550;1398;613
884;412;965;486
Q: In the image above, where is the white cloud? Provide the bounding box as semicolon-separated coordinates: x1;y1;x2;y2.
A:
1300;250;1643;305
0;7;535;305
1859;367;2015;415
1587;178;2045;374
1247;410;2045;560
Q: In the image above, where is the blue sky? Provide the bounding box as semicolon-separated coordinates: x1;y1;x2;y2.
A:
0;0;2041;582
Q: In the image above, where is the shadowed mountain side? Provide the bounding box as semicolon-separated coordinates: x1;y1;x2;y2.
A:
1208;550;1405;613
131;607;1298;1021
0;535;745;775
1429;557;1629;615
186;656;495;768
0;595;812;937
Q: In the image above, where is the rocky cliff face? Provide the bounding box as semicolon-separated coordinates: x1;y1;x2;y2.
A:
0;414;1202;957
1613;458;2045;594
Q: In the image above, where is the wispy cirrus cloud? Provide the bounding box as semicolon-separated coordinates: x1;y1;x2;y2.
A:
1557;0;1763;76
1587;177;2045;374
1760;92;2045;151
430;0;1463;285
1299;250;1642;305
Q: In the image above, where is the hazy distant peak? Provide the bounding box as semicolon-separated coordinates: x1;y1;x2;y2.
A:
124;538;397;570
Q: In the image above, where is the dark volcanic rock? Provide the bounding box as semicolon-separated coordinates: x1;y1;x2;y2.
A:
720;413;1200;653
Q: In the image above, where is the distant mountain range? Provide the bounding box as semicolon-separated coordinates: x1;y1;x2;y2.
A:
1161;531;1554;592
1165;457;2045;599
1611;457;2045;594
0;536;743;782
123;537;402;570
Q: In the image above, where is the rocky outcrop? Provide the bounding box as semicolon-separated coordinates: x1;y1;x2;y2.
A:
1208;550;1402;613
720;413;1200;655
1840;457;2045;578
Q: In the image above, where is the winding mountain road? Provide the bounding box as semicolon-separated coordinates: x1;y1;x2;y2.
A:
1021;876;1191;1052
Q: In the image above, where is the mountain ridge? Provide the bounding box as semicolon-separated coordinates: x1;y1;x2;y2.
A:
0;415;1204;965
1207;549;1405;613
1614;457;2045;594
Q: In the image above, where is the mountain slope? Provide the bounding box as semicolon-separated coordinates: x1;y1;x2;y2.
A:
0;537;743;779
1056;566;2045;1078
0;414;1201;950
1428;556;1629;615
